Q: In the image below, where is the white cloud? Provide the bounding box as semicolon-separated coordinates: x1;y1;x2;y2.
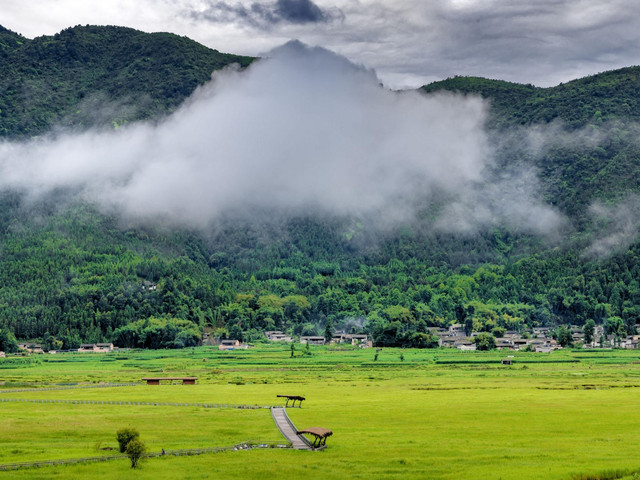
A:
587;195;640;257
0;41;562;235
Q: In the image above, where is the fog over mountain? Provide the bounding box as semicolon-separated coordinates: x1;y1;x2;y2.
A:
0;41;563;234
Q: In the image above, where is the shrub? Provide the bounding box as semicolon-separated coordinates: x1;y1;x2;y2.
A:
126;438;146;469
116;427;139;453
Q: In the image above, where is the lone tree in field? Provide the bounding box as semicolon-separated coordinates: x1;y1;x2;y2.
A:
116;427;140;453
126;438;146;468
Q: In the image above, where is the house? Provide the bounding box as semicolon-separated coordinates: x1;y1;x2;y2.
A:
141;281;157;291
495;339;515;350
513;338;529;350
96;343;114;352
535;346;553;353
330;333;372;347
621;336;640;349
78;344;97;353
533;327;552;337
349;334;372;348
428;327;448;336
528;339;546;349
265;331;293;342
331;333;349;344
438;335;457;348
21;343;44;354
218;339;248;350
0;351;5;358
202;332;216;346
300;336;326;345
448;324;465;336
572;332;585;343
455;340;476;351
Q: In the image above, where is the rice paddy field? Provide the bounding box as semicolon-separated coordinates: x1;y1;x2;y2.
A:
2;345;640;479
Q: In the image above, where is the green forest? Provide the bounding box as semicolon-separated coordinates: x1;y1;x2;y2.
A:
1;25;640;349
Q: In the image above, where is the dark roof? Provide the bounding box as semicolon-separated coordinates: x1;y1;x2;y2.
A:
277;395;305;401
298;427;333;438
141;377;197;381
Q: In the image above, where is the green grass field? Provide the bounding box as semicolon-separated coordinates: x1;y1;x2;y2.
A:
2;345;640;479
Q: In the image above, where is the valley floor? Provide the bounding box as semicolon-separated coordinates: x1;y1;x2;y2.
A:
1;346;640;479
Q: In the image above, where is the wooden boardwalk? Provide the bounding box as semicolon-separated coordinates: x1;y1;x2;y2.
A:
271;407;312;450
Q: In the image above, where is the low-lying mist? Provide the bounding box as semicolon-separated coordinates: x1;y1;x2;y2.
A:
0;41;566;240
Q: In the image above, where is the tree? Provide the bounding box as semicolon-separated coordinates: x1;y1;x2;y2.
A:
474;332;496;351
463;315;474;336
407;332;439;348
116;427;140;453
583;319;595;345
555;326;574;348
126;438;146;469
491;326;506;338
324;318;334;342
0;328;19;353
228;323;244;342
42;332;63;352
604;316;626;338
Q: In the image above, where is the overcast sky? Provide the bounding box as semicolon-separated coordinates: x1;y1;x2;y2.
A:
3;0;640;89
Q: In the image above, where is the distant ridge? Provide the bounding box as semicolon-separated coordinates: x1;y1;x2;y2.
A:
422;66;640;128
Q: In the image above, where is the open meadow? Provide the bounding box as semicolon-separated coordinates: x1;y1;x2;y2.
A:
2;345;640;479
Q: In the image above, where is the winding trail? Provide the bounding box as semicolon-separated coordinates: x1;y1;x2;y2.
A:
271;407;312;450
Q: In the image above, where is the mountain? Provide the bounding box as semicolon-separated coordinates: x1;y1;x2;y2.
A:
423;70;640;219
1;26;640;351
0;24;252;137
422;67;640;127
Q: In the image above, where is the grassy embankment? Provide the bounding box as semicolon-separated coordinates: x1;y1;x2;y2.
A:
2;345;640;479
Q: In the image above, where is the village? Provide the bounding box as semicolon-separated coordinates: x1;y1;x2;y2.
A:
206;324;640;352
424;323;637;352
2;323;639;358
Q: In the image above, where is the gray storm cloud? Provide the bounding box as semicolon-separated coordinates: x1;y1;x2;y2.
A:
188;0;344;28
0;40;562;233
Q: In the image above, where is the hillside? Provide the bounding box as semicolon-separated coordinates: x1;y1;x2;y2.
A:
1;26;640;351
0;24;252;137
422;67;640;127
423;70;640;219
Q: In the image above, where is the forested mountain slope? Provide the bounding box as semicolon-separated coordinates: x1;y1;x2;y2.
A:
423;70;640;219
0;24;252;137
1;25;640;350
